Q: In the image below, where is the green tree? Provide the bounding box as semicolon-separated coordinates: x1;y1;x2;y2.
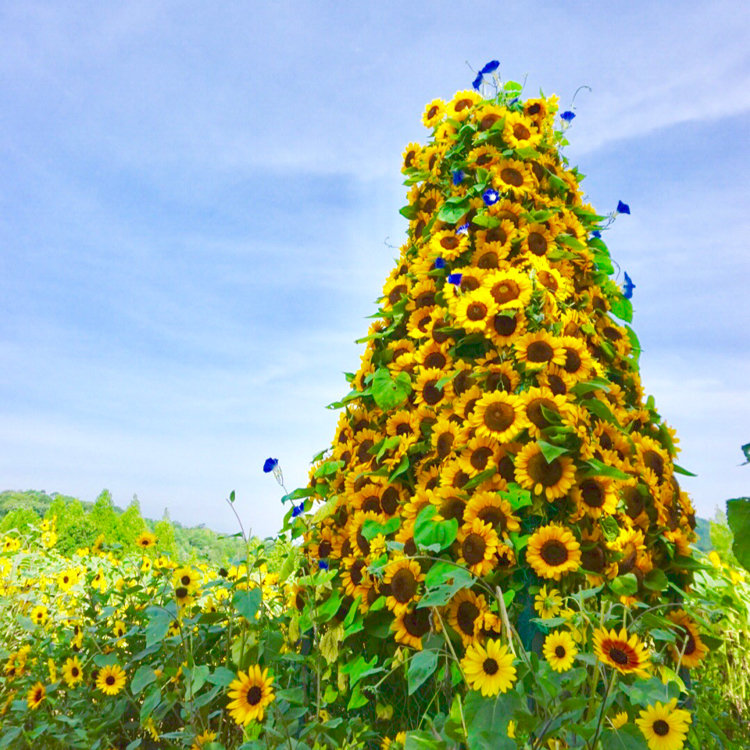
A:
117;495;146;546
88;489;119;544
154;508;177;556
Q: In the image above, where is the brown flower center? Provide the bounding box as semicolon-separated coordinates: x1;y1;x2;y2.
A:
480;113;501;131
470;446;494;471
491;280;520;305
457;600;480;635
106;675;115;686
427;105;439;119
493;313;518;337
608;646;630;666
476;152;493;165
653;719;670;737
483;658;499;675
467;302;488;321
548;374;566;395
486;226;507;244
540;539;569;566
422;380;443;405
513;123;531;141
349;559;366;585
555;645;566;658
528;231;547;256
436;431;454;458
527;340;554;363
462;533;487;565
528;453;564;488
581;479;605;508
440;495;466;523
526;397;558;430
391;568;418;603
478;506;506;531
500;168;523;187
403;608;431;638
477;250;499;269
643;450;665;479
424;351;447;369
441;236;459;250
247;685;262;705
484;401;516;433
381;487;400;515
564;348;582;373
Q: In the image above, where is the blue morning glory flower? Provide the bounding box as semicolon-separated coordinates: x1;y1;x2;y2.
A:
480;60;500;75
472;72;483;90
560;111;576;122
482;188;499;206
617;200;631;215
263;458;278;473
291;502;304;518
434;257;446;269
592;230;601;239
623;272;636;300
456;222;469;235
318;560;329;570
452;170;464;185
447;273;463;286
508;97;520;106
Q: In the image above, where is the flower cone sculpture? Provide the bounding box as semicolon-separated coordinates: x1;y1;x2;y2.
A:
288;75;705;747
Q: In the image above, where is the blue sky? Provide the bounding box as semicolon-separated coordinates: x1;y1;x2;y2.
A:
1;1;748;537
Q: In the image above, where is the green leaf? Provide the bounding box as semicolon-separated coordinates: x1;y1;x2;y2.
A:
610;295;633;323
741;443;750;465
583;459;630;481
207;666;236;687
515;146;540;160
625;325;641;363
643;569;668;592
537;440;570;462
145;606;173;647
727;497;750;572
437;199;470;224
187;664;210;695
340;654;378;687
404;731;444;750
399;204;419;220
316;589;342;623
389;454;410;481
371;367;412;410
130;666;157;696
140;685;161;723
361;516;401;541
414;505;458;552
313;460;344;479
570;378;611;396
407;649;440;695
600;725;649;750
672;463;697;477
610;573;638;597
584;398;620;426
233;588;262;621
461;467;497;491
463;690;521;749
472;212;500;228
557;234;586;250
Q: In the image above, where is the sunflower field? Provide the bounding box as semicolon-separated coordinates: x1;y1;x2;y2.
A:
2;68;749;749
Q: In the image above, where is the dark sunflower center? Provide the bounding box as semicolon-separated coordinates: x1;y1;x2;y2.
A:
423;198;437;213
455;99;472;112
388;284;407;305
608;646;630;665
356;530;370;555
540;539;569;566
416;291;435;308
538;271;557;291
491;280;519;304
457;600;480;635
548;374;566;395
247;685;262;705
391;568;418;603
441;236;459;250
484;401;515;433
483;658;499;675
527;340;554;363
501;168;523;187
527;398;557;429
462;533;487;565
486;227;507;244
555;645;566;658
381;487;399;515
653;720;670;737
477;251;499;269
513;123;531;141
437;432;454;458
529;453;564;489
564;348;582;373
527;103;541;115
71;667;79;676
403;608;431;638
422;380;442;405
643;450;665;478
603;326;621;341
440;495;466;522
493;313;518;336
467;302;488;321
362;495;381;513
680;631;697;656
471;446;494;471
528;232;547;255
427;105;439;119
478;507;506;531
181;575;191;586
106;675;115;686
581;544;606;572
581;479;605;508
460;276;481;292
623;486;644;518
424;352;446;369
350;559;365;585
357;440;374;463
405;151;416;168
480;113;501;130
176;586;188;598
476;152;493;165
498;454;516;483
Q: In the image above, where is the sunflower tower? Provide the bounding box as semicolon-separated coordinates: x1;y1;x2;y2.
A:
295;76;702;725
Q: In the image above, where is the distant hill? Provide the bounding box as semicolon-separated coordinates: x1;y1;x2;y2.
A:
0;489;247;564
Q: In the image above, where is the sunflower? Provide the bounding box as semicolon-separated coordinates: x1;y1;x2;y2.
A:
96;664;127;695
526;524;581;581
227;666;275;726
534;585;563;619
173;566;201;592
459;434;500;476
135;531;157;549
667;610;708;669
519;387;570;439
27;682;45;710
502;111;542;150
191;730;218;750
463;491;520;537
482;360;520;394
31;604;48;626
492;159;535;196
571;475;619;519
61;655;84;687
457;518;500;576
402;142;422;172
468;144;502;170
514;442;576;501
384;558;424;615
453;288;499;333
422;98;446;129
482;268;533;310
473;102;505;132
514;331;566;370
488;310;527;348
341;556;372;601
448;589;489;645
593;627;651;677
521;223;555;258
392;606;434;650
543;630;578;672
448;90;481;121
635;699;692;750
461;639;517;696
430;417;466;460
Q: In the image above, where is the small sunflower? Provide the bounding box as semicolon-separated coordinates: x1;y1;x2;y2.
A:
543;630;578;672
459;434;500;476
463;491;520;537
667;610;709;669
469;391;526;443
62;655;84;687
448;90;481;121
27;682;46;710
414;367;451;409
514;442;576;501
571;475;619;519
453;288;499;333
384;558;425;615
482;268;533;310
135;531;157;549
593;627;651;678
227;666;275;726
457;518;500;577
635;698;691;750
488;310;527;348
422;98;446;129
534;585;563;619
461;639;517;696
514;331;566;370
402;142;422;172
492;159;535;196
502;111;542;150
526;524;581;581
391;606;433;650
448;589;489;645
96;664;127;696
